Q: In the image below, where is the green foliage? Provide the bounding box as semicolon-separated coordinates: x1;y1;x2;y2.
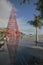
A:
28;15;43;28
20;0;30;4
36;0;43;18
20;0;25;4
20;0;43;18
20;32;25;35
0;31;5;37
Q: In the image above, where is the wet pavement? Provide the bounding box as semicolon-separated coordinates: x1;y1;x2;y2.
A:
7;43;34;65
0;41;33;65
0;36;43;65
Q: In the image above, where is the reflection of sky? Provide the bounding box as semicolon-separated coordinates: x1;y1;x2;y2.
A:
0;0;43;34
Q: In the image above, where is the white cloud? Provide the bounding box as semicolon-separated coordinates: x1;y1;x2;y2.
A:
0;0;12;19
0;0;12;28
17;17;36;34
17;17;27;30
0;0;18;28
0;18;8;28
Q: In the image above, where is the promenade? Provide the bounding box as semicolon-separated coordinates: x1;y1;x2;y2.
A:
0;36;43;65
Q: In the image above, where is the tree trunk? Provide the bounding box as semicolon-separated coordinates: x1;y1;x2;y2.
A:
36;27;38;46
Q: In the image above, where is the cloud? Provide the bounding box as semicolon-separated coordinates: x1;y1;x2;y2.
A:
0;0;11;28
17;17;43;34
0;18;8;28
17;17;27;30
0;0;18;28
17;17;36;34
0;0;12;19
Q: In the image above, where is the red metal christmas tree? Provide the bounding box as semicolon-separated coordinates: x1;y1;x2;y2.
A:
6;7;20;40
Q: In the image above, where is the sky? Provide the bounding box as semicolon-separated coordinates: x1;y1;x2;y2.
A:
0;0;43;34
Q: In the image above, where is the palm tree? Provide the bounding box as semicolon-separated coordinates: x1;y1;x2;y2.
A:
20;0;30;4
36;0;43;18
28;15;43;46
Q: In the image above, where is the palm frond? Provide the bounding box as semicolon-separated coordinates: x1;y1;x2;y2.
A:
20;0;30;4
27;21;34;25
27;15;43;28
36;0;43;18
20;0;26;4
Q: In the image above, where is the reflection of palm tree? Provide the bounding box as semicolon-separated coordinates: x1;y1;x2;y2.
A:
28;15;43;46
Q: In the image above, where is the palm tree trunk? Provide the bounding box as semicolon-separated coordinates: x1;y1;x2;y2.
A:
36;27;38;46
